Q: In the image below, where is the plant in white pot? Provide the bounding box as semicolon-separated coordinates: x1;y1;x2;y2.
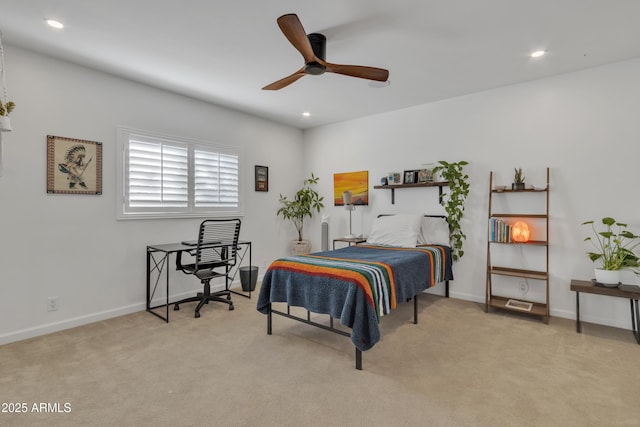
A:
582;217;640;287
0;100;15;132
277;173;324;255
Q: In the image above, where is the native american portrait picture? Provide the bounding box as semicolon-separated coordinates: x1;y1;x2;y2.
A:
47;135;102;195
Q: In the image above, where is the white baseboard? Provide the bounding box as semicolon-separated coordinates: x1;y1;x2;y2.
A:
0;303;144;346
0;277;263;346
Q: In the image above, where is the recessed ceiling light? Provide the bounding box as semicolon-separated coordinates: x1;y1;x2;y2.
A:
302;112;311;117
530;50;545;58
46;19;64;29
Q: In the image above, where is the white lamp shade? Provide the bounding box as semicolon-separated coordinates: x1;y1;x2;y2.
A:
342;190;353;205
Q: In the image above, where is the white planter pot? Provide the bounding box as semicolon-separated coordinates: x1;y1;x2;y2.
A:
291;240;311;256
0;115;11;132
594;268;621;287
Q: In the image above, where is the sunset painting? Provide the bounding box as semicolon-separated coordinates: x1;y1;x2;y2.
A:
333;170;368;206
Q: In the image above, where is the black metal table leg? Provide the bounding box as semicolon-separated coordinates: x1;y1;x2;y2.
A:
355;348;362;370
631;299;640;345
146;248;151;311
576;291;581;333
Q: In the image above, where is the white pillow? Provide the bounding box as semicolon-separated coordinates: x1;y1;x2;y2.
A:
417;216;450;246
366;214;422;247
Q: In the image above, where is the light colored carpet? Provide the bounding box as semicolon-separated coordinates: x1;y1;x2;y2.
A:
1;284;639;427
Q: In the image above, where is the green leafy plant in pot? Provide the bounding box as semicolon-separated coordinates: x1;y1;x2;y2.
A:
277;173;324;255
0;100;15;132
582;217;640;286
512;167;525;191
432;160;470;262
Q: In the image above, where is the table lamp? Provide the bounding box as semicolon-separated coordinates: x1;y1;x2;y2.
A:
342;190;356;238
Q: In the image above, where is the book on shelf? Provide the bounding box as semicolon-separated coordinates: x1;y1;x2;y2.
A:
489;218;512;243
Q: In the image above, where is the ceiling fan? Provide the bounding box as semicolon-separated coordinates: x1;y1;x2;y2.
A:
262;14;389;90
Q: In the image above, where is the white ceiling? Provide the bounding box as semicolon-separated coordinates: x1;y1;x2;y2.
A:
1;1;640;129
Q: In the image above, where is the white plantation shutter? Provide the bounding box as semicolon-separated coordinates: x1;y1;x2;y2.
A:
118;128;242;219
194;150;239;208
128;140;188;208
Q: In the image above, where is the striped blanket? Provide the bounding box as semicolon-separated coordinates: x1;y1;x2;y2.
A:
256;244;453;351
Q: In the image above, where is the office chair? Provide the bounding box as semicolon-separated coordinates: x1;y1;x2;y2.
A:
173;218;241;318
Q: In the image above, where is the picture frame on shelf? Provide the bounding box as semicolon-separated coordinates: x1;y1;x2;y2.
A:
505;299;533;312
417;168;434;183
388;172;401;184
403;170;417;184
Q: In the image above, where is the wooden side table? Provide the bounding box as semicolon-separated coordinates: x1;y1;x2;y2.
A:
333;237;367;250
570;279;640;344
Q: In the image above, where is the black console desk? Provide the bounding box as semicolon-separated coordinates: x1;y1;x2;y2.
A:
146;240;252;322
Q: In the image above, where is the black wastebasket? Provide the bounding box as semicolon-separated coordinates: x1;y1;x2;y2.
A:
239;266;258;292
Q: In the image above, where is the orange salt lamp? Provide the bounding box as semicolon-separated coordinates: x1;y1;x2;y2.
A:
512;221;530;242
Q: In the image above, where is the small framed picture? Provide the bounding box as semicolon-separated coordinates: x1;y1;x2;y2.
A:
417;168;434;183
47;135;102;195
505;299;533;312
403;170;417;184
255;165;268;192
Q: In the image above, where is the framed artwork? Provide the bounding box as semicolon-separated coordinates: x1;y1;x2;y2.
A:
333;170;368;205
403;170;418;184
388;172;401;184
47;135;102;195
417;168;434;183
255;165;268;192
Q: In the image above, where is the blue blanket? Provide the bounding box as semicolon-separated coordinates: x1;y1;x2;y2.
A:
256;245;453;351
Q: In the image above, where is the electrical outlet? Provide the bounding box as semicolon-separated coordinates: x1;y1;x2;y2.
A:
47;297;59;312
519;281;528;294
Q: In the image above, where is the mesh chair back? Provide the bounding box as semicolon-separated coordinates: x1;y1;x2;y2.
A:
195;219;242;270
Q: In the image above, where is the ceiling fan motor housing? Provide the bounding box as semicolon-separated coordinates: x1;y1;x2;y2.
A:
305;33;326;75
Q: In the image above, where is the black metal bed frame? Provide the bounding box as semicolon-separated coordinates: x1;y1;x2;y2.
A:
266;281;449;370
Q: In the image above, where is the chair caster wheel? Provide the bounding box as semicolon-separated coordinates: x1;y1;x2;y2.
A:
229;304;234;311
174;304;180;311
195;311;201;318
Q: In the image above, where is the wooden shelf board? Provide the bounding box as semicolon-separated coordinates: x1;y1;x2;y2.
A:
493;188;547;193
489;266;548;280
487;295;548;317
374;182;449;189
489;240;547;246
491;213;547;218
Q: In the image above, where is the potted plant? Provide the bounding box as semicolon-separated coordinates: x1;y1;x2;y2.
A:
512;167;525;191
277;173;324;255
582;217;640;286
432;160;470;261
0;100;15;132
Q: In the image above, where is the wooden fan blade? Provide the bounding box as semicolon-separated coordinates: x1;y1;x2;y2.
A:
277;14;317;64
323;61;389;82
262;68;307;90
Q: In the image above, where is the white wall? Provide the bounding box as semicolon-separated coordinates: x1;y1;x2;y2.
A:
304;57;640;330
0;46;304;344
2;44;638;344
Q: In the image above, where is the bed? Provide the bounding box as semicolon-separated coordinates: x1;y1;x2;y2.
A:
256;214;454;369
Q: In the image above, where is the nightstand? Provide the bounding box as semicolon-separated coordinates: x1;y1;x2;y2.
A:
333;237;367;250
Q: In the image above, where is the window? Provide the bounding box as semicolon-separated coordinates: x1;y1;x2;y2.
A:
117;127;242;219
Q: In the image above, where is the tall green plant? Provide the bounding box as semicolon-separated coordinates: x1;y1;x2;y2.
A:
433;160;470;261
277;173;324;241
